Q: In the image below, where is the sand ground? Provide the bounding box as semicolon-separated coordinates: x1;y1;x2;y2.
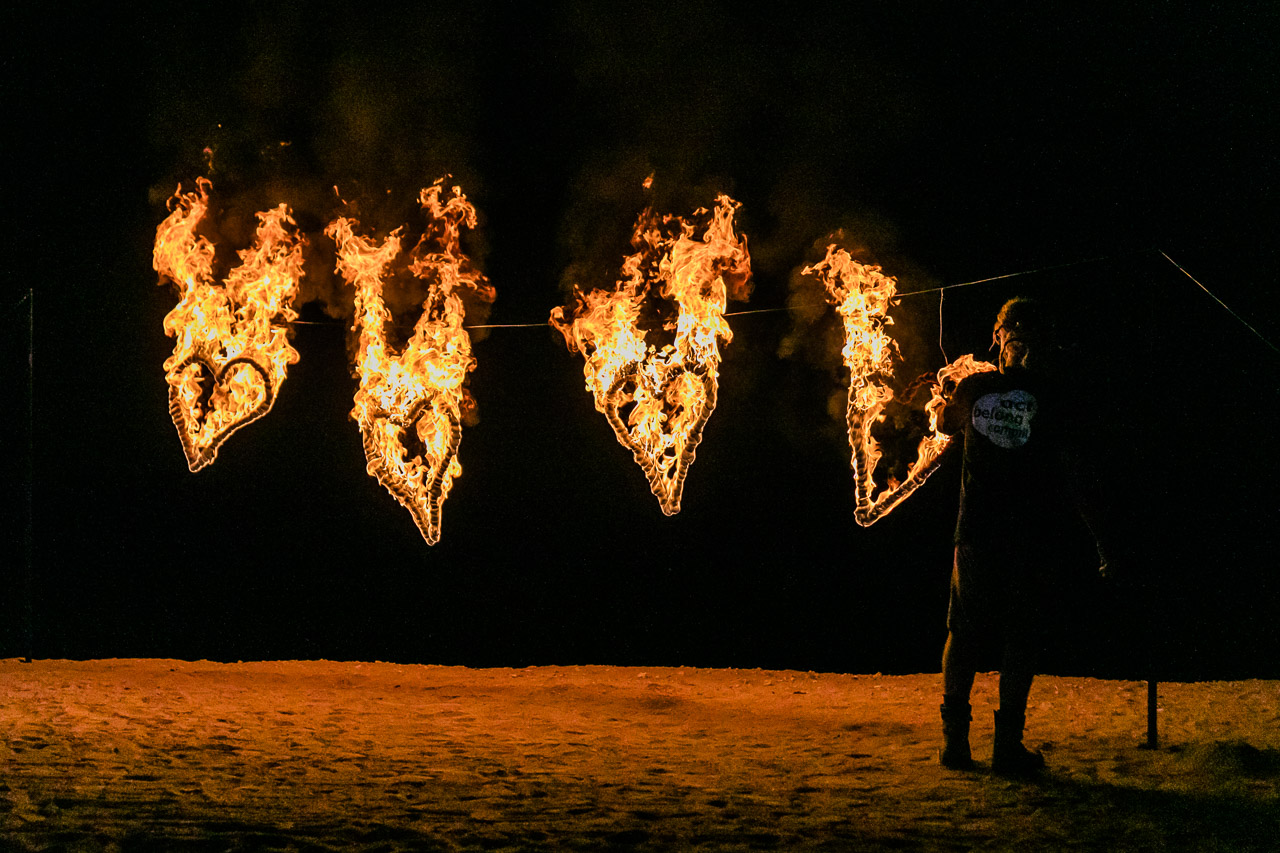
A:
2;660;1277;851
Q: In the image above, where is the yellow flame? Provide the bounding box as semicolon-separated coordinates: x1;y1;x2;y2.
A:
325;180;491;545
152;178;305;471
804;245;994;525
551;193;751;514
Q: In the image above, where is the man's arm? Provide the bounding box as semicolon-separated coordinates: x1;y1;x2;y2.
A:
939;376;970;437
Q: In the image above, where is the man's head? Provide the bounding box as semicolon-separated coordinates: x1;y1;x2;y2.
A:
992;297;1052;373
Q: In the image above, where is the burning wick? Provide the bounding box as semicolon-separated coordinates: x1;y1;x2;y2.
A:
804;245;994;525
326;180;493;545
551;193;752;515
152;178;306;472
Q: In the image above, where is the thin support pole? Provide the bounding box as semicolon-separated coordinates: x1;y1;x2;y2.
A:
23;288;34;663
1146;679;1159;749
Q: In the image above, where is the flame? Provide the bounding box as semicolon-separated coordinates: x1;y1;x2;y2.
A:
325;180;493;545
804;245;994;526
152;178;306;471
551;193;751;514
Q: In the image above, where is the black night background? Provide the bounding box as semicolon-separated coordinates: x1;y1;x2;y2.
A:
4;2;1277;681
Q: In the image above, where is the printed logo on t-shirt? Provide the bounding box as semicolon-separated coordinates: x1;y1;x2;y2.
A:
972;390;1037;448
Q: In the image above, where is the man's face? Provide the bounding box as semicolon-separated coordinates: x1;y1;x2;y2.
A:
995;325;1033;373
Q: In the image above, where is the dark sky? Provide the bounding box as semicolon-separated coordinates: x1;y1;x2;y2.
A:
4;2;1278;676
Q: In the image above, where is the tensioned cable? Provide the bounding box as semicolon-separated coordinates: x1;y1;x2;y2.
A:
908;250;1135;361
282;251;1133;329
3;289;33;316
894;251;1136;298
267;248;1279;353
1158;250;1278;354
457;251;1138;324
938;289;948;364
288;318;549;329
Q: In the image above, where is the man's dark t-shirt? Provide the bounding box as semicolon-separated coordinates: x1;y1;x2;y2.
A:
941;367;1068;546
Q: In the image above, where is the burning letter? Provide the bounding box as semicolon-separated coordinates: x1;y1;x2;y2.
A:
326;181;493;545
153;178;306;472
803;245;994;525
551;192;752;515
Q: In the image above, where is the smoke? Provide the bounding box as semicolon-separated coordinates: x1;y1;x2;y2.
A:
146;2;948;444
777;212;942;373
540;0;952;487
768;201;951;486
147;6;490;327
145;9;501;436
551;0;773;310
555;152;747;302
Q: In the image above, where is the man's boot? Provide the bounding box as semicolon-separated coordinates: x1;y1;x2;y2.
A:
992;709;1045;775
939;699;975;770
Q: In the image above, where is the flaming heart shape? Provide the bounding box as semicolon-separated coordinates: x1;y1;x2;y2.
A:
603;362;719;514
359;393;463;546
152;178;306;472
552;191;751;515
166;351;273;472
803;245;995;525
326;181;493;545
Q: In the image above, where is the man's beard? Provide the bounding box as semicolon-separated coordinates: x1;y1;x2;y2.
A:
1000;341;1032;371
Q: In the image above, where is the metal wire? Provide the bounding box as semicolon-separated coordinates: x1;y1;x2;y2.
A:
1158;251;1279;354
938;289;948;364
268;249;1276;355
894;252;1131;298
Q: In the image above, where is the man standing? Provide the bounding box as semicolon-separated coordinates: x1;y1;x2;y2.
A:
937;297;1111;774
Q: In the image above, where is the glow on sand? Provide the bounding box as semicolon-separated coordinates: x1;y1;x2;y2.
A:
3;659;1276;850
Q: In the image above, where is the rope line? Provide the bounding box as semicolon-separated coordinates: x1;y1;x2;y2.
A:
938;289;949;363
290;319;551;329
1157;251;1279;354
894;251;1134;297
3;289;34;316
275;252;1132;329
723;306;793;317
216;249;1276;355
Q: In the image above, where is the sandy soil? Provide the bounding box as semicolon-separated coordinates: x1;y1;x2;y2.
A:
2;660;1277;852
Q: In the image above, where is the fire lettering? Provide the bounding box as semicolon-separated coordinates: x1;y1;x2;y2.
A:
152;178;306;472
550;191;752;515
803;244;995;525
325;180;494;545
